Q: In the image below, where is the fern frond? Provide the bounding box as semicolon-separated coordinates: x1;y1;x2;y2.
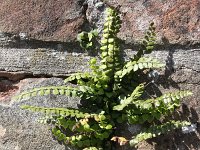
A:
99;8;122;79
52;127;91;147
142;22;156;54
126;90;193;124
89;58;102;77
21;105;107;121
77;29;98;50
13;86;84;101
113;84;144;111
115;57;165;81
129;120;191;146
52;127;67;142
13;7;194;149
37;115;55;124
134;90;193;111
53;127;92;147
64;72;92;84
65;72;107;95
52;126;104;148
133;22;156;60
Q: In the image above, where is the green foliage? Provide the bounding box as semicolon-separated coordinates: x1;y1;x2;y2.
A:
115;57;165;81
129;120;191;146
20;105;106;120
133;22;156;60
114;90;192;124
77;29;98;50
64;72;92;83
113;84;145;111
14;7;193;150
13;86;84;100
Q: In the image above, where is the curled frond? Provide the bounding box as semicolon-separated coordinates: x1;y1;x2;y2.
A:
129;120;191;147
77;29;98;50
13;86;83;101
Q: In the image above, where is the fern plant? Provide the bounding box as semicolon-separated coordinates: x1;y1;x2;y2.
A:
13;7;192;149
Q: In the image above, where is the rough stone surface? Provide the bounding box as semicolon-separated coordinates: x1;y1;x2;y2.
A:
0;0;199;45
0;78;80;150
87;0;200;45
0;48;90;76
0;0;86;42
0;48;199;78
0;106;65;150
0;0;200;150
0;125;6;138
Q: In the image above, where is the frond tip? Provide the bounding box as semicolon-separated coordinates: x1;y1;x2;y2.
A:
133;90;193;111
13;86;83;101
126;90;193;124
115;57;165;80
129;120;191;147
20;105;106;120
64;72;92;83
113;84;144;111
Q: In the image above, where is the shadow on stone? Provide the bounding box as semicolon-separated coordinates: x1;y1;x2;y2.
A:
159;37;180;89
147;104;200;150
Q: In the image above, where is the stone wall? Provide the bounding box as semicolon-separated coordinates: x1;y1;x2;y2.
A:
0;0;199;150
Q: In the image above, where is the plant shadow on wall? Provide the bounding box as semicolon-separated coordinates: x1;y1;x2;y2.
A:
149;104;200;150
12;7;195;150
146;36;200;150
159;36;179;90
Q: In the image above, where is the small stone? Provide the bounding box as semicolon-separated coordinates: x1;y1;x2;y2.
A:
57;44;63;51
182;123;197;134
19;32;28;40
0;125;6;138
95;2;104;9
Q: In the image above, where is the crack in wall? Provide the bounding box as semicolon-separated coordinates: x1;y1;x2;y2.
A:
0;71;67;81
